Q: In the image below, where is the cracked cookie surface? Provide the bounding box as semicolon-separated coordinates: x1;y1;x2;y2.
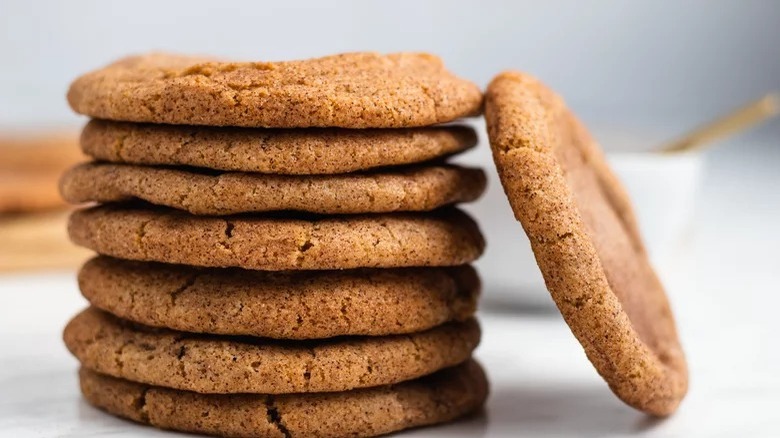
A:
80;119;477;174
61;162;486;215
67;52;482;128
485;71;687;416
64;307;480;394
79;257;480;339
79;359;487;438
67;205;485;270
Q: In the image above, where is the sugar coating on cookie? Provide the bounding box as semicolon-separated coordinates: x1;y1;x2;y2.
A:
80;120;478;174
68;52;483;128
67;205;485;270
64;307;481;394
485;71;687;416
79;257;480;339
79;360;488;438
61;162;486;215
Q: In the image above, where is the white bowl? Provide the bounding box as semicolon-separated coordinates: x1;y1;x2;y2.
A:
474;149;705;310
607;151;705;258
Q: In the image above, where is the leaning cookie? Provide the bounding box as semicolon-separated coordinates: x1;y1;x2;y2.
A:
67;52;482;128
68;205;484;270
61;162;486;215
80;120;477;174
79;359;488;438
485;71;687;416
64;307;480;394
79;257;480;339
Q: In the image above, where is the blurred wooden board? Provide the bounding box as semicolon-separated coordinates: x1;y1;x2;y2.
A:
0;131;84;213
0;210;91;272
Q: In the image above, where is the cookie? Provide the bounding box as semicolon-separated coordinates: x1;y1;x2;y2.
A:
79;359;487;438
67;52;482;128
61;162;486;215
80;119;477;175
485;71;687;416
68;205;484;270
0;131;83;213
79;256;480;339
64;307;480;394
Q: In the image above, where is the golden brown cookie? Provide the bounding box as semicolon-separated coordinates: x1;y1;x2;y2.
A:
79;360;488;438
80;119;477;174
79;256;480;339
68;205;484;270
67;52;482;128
0;132;83;213
485;71;688;416
60;162;486;215
64;307;480;394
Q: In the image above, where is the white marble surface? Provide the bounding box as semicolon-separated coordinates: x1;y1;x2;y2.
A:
1;138;779;437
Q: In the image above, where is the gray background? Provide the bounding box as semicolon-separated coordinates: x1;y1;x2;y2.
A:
1;0;778;305
2;0;779;138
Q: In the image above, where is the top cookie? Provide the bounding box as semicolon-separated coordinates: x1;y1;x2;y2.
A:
67;52;482;128
485;71;687;416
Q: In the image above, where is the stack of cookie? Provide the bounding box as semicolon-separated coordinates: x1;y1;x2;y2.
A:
61;52;488;437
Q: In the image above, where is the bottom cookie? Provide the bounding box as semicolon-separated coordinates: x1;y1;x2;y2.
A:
80;359;488;438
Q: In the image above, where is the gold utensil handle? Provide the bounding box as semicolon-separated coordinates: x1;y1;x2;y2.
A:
661;93;779;153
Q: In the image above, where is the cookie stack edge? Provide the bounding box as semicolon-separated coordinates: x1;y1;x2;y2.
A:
62;51;488;437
